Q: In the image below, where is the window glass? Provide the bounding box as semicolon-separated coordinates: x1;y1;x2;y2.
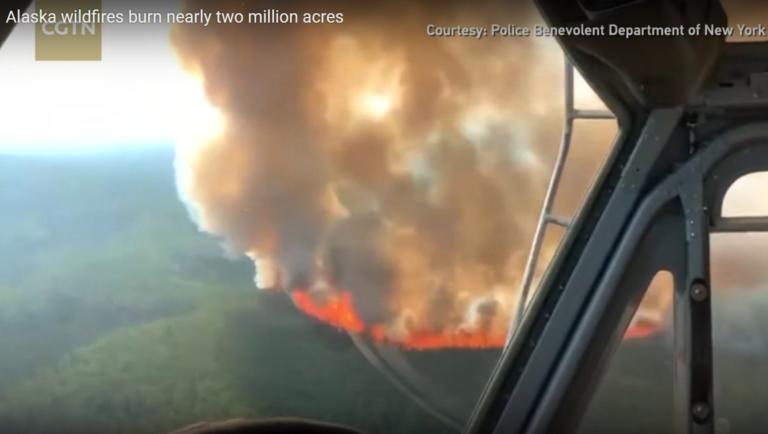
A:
578;271;675;434
0;2;616;433
722;172;768;217
524;117;619;300
711;232;768;434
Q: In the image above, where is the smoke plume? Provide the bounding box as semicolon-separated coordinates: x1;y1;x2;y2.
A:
171;0;615;349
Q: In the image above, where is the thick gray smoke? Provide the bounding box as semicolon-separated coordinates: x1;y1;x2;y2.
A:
171;0;615;346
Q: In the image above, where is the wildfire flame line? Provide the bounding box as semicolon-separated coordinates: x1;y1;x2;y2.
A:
292;289;659;350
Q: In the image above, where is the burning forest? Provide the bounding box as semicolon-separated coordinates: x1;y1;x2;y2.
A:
170;0;619;350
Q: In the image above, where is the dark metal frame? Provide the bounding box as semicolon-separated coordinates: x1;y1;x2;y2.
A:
469;30;768;434
512;59;614;332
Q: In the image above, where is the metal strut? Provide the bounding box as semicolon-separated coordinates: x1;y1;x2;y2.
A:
511;58;614;333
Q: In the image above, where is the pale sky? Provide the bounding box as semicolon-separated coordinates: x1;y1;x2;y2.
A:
0;0;220;154
0;1;603;156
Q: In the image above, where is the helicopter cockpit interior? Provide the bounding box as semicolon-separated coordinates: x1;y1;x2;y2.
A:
2;1;768;434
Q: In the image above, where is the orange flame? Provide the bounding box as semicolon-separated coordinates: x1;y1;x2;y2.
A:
378;328;507;351
292;290;365;333
623;319;662;340
292;289;659;350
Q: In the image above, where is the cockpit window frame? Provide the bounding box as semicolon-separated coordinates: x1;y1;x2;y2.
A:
470;35;768;434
